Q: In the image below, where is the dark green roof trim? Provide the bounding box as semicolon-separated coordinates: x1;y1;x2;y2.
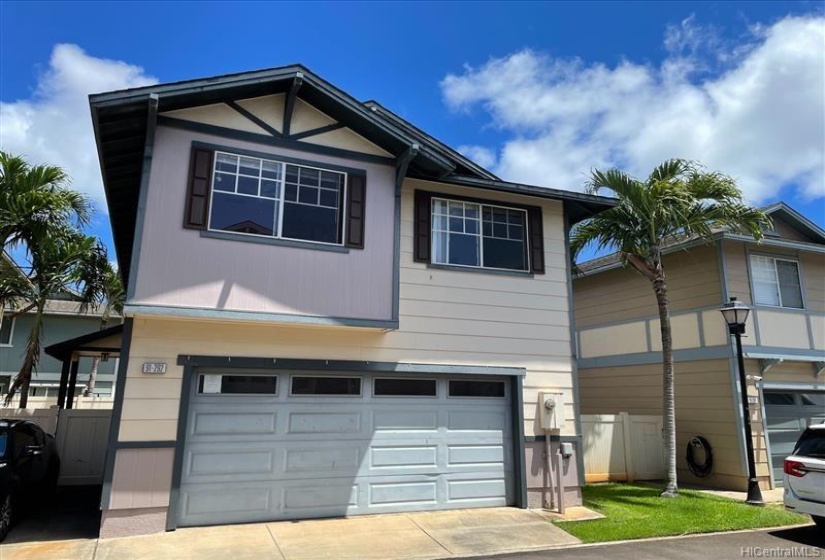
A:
159;115;397;166
44;324;124;361
364;100;499;181
225;100;280;138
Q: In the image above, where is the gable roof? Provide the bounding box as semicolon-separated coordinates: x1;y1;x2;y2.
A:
762;201;825;244
90;64;615;286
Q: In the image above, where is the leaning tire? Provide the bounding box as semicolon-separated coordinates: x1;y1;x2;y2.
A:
0;494;13;542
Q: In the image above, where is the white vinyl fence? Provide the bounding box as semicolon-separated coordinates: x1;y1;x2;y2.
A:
1;407;112;485
582;413;665;483
2;396;114;410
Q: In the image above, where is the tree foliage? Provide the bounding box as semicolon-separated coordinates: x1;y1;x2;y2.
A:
570;159;770;497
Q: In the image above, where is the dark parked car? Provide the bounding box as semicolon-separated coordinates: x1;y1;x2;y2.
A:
0;419;60;541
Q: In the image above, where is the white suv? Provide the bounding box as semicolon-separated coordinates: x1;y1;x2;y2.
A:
784;423;825;529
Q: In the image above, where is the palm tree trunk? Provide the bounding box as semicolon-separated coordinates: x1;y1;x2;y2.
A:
3;304;44;409
654;275;679;497
83;356;99;397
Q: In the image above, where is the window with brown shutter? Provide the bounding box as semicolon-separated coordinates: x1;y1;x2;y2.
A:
345;172;366;249
183;147;214;229
413;189;544;274
183;145;366;250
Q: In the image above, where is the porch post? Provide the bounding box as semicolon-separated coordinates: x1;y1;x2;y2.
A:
66;357;80;410
56;358;71;409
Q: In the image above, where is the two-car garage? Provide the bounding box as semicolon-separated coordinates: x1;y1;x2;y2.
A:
175;369;518;527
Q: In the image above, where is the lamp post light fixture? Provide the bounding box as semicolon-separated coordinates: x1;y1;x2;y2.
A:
720;297;764;506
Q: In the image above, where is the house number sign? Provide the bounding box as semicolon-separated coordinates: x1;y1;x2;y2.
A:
142;362;167;374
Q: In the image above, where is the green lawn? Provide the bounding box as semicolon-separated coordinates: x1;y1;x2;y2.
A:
555;483;808;543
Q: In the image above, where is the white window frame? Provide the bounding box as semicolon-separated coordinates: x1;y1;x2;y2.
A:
207;150;348;246
0;317;14;347
431;197;530;272
749;254;804;309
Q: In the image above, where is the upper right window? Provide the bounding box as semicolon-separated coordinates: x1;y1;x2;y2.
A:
750;255;803;309
414;190;545;274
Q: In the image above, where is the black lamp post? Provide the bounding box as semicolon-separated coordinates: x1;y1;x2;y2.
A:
720;297;764;506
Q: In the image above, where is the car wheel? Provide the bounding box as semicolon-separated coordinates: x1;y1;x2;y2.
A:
813;515;825;529
0;494;13;542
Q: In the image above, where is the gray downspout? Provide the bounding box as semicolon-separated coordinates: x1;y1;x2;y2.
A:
563;210;587;494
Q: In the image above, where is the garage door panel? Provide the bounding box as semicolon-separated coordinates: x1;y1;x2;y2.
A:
192;410;277;436
373;410;439;431
447;478;509;501
189;449;275;476
370;445;438;468
369;480;438;506
287;411;363;434
284;446;362;473
447;410;509;432
178;372;515;527
283;483;359;511
447;444;506;466
764;389;825;485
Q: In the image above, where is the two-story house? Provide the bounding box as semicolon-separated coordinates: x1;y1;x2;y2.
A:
573;202;825;492
87;65;614;537
1;253;117;400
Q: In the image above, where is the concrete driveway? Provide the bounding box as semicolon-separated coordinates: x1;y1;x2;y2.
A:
0;507;580;560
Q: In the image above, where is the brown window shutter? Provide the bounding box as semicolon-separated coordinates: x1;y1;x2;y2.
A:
413;190;432;263
183;147;214;230
528;207;545;274
345;172;366;248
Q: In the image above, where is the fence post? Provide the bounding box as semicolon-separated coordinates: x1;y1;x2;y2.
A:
621;412;635;483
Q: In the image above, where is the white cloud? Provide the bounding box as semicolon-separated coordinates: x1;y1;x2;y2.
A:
457;144;498;169
0;44;157;211
440;16;825;203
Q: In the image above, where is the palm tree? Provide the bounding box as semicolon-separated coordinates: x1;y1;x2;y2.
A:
2;231;108;408
570;159;770;497
81;261;124;397
0;151;91;251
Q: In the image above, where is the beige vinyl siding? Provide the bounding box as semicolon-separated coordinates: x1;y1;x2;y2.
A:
117;179;577;448
574;244;721;328
772;217;817;243
802;251;825;313
578;359;751;489
723;240;824;312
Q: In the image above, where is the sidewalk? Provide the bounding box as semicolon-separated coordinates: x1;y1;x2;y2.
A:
0;507;586;560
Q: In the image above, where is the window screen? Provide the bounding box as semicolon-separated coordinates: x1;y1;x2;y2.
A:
374;378;437;396
449;380;505;397
291;376;361;395
198;374;278;395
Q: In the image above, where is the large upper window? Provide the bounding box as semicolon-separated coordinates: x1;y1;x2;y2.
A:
208;151;346;245
0;318;13;346
750;255;803;309
431;198;529;272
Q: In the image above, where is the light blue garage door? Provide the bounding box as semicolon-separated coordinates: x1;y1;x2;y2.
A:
177;371;515;527
763;390;825;485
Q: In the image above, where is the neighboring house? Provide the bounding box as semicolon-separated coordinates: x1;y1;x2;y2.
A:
0;254;117;400
87;65;614;538
573;202;825;492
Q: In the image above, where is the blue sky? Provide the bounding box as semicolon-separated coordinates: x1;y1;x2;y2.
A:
1;1;823;260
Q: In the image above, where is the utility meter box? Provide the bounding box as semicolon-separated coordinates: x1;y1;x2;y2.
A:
540;392;566;430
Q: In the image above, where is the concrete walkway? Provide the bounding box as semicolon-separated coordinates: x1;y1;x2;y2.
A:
0;508;581;560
